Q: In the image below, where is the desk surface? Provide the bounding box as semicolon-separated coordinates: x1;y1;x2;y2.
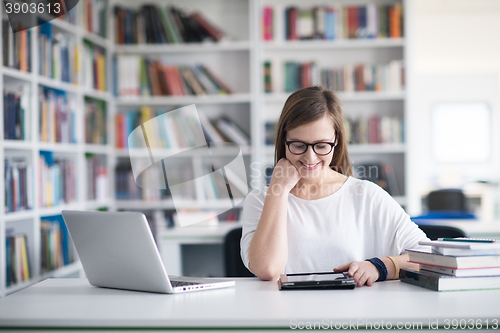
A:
0;278;499;330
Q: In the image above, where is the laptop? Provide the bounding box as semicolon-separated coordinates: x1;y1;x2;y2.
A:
61;210;235;294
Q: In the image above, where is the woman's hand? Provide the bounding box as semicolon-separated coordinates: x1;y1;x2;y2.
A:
269;158;301;194
334;261;380;287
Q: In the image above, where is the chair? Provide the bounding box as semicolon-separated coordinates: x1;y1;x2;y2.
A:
427;189;468;212
417;225;467;240
224;227;254;277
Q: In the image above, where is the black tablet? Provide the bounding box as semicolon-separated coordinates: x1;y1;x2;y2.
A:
278;272;356;290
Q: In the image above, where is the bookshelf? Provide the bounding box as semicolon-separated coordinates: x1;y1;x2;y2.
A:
0;0;113;297
258;0;408;204
1;0;412;291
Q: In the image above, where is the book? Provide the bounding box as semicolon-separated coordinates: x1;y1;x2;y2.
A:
400;268;500;291
419;264;500;277
84;97;107;145
407;249;500;269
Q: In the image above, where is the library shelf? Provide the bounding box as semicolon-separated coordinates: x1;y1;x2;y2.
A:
37;76;79;94
41;17;78;35
3;210;35;223
83;89;111;101
38;143;80;153
114;93;252;106
113;41;252;55
38;204;81;217
262;38;405;51
82;32;109;48
3;140;34;150
264;91;405;104
84;144;112;155
84;200;114;211
2;67;34;81
117;146;251;158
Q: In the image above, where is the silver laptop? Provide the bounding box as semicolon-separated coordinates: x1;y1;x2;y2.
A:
61;210;235;294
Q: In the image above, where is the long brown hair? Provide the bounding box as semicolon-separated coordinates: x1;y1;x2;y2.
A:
274;86;352;176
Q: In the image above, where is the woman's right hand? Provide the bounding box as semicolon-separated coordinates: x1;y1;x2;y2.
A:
269;158;301;194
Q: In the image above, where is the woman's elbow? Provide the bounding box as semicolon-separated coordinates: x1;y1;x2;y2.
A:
249;262;282;281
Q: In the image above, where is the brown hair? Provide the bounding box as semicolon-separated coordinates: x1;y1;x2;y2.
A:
274;86;352;176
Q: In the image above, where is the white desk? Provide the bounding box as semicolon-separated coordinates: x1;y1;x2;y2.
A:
0;278;499;332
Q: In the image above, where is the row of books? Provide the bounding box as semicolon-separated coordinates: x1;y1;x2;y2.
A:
402;238;500;291
264;60;404;94
3;88;29;141
39;151;76;208
346;115;404;145
2;20;32;72
115;160;169;201
40;215;76;274
39;87;77;144
84;98;107;145
115;107;249;149
262;3;402;41
115;56;233;97
114;5;224;44
81;0;107;38
5;157;33;213
38;21;78;84
85;154;108;201
5;233;30;287
82;41;106;92
199;163;246;201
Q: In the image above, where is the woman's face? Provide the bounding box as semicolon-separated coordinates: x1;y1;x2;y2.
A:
285;114;336;181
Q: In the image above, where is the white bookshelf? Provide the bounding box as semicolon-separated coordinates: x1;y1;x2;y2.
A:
0;1;114;297
1;0;413;294
257;0;409;200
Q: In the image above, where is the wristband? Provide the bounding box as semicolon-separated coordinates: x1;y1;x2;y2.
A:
387;256;400;280
365;257;388;282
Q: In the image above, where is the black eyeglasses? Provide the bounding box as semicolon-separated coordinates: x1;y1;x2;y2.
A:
285;140;337;156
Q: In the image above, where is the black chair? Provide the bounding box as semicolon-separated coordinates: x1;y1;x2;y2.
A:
224;227;254;277
427;189;468;212
417;225;467;241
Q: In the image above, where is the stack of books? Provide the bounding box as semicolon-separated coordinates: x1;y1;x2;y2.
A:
401;238;500;291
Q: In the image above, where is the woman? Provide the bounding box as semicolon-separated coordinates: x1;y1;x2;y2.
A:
241;86;427;285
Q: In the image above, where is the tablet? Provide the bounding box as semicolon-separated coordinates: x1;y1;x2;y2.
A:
278;272;356;290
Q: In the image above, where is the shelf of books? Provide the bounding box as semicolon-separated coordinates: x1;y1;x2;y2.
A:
109;0;256;230
258;0;408;205
0;0;113;297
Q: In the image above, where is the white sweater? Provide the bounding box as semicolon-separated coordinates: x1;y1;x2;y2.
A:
240;177;428;274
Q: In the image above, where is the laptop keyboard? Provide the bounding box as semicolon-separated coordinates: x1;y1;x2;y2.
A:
170;280;201;287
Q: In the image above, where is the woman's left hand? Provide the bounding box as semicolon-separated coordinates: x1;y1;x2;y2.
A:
333;261;379;286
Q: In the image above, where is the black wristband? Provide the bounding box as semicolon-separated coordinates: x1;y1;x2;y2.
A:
366;257;388;282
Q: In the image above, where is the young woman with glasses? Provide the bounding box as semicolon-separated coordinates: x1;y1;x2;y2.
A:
240;86;428;285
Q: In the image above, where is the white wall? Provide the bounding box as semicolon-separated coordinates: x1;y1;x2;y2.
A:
406;0;500;217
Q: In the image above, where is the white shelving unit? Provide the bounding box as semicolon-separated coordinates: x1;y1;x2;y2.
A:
0;1;114;297
1;0;412;293
257;0;409;202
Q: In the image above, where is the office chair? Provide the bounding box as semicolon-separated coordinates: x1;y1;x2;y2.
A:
417;225;467;241
224;227;254;277
427;189;467;212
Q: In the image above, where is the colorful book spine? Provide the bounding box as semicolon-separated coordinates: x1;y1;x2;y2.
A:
346;116;404;145
82;0;108;38
276;3;402;41
85;154;108;201
3;87;29;141
4;157;33;213
114;160;170;201
39;87;77;144
2;19;32;72
40;215;75;273
84;97;107;145
5;233;31;286
115;56;233;97
39;151;76;208
83;41;107;92
114;5;225;44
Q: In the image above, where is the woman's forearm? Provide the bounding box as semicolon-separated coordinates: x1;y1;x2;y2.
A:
248;190;289;280
381;254;418;280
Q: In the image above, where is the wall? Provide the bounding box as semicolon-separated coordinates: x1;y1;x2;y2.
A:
406;0;500;217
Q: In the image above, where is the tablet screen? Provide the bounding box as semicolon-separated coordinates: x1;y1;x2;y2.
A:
286;273;347;282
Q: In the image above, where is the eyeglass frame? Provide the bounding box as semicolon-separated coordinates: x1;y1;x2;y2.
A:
285;140;337;156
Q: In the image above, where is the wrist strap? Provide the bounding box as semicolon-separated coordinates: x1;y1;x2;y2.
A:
388;256;400;280
366;257;387;282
